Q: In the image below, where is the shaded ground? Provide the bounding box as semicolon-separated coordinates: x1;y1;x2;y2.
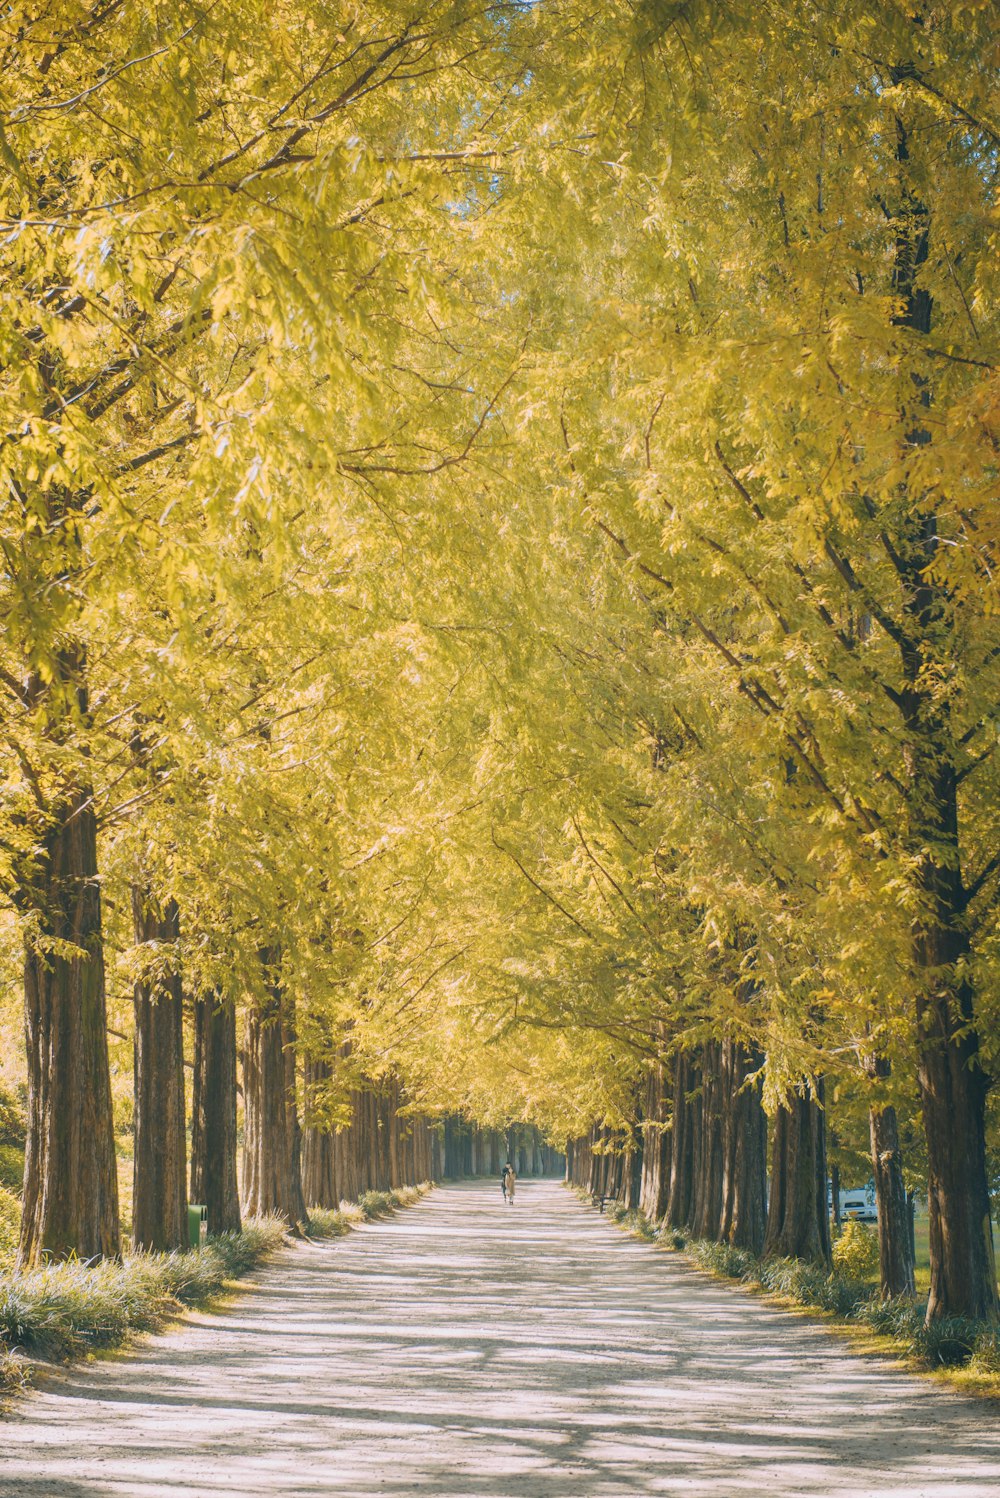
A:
2;1180;998;1497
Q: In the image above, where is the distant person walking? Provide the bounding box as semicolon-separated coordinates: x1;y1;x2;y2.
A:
501;1161;516;1203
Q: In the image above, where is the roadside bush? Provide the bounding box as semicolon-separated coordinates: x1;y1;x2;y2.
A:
688;1240;756;1281
0;1086;25;1149
588;1191;998;1390
970;1329;1000;1376
856;1296;925;1341
832;1221;880;1280
1;1349;27;1399
356;1185;426;1220
357;1190;395;1218
604;1204;655;1238
0;1144;24;1195
305;1209;353;1239
657;1228;686;1250
909;1315;979;1368
0;1216;286;1364
0;1187;20;1264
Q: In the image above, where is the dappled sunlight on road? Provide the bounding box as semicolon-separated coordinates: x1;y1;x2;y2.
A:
2;1182;998;1497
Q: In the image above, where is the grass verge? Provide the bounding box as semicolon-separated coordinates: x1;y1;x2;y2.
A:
304;1183;431;1239
576;1186;1000;1400
0;1181;432;1404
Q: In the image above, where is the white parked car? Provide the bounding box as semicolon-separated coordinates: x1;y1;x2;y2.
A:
839;1187;877;1223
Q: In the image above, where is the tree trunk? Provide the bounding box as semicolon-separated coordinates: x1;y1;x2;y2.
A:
720;1042;767;1255
241;950;308;1231
889;97;997;1323
281;993;309;1225
666;1052;695;1230
639;1059;672;1221
19;782;120;1266
764;1080;831;1265
302;1057;338;1209
692;1043;724;1240
132;894;187;1252
191;990;241;1235
863;1054;915;1298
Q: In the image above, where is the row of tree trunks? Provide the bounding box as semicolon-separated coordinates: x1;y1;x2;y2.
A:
571;1043;769;1257
764;1081;831;1265
431;1119;563;1180
301;1063;437;1207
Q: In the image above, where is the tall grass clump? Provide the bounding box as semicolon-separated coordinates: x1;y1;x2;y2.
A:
305;1208;353;1239
604;1203;656;1239
356;1184;428;1221
688;1240;757;1280
0;1216;286;1370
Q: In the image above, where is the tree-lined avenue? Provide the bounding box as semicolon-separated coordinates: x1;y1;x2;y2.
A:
3;1182;999;1498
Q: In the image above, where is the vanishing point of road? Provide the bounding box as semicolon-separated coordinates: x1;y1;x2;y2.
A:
3;1181;999;1497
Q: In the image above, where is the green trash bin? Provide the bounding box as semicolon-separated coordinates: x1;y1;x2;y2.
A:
188;1204;207;1248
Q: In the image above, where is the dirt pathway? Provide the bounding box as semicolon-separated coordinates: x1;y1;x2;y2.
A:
2;1181;998;1497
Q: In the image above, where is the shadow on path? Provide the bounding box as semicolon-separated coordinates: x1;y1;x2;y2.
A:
2;1181;998;1497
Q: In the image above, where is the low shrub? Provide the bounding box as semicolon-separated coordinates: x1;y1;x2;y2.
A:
0;1185;429;1404
356;1185;427;1221
970;1328;1000;1376
832;1220;880;1280
0;1187;20;1265
305;1209;353;1239
855;1295;925;1340
751;1256;870;1316
595;1189;999;1386
357;1190;395;1219
656;1227;686;1250
0;1086;25;1149
909;1315;980;1368
0;1216;286;1365
603;1203;655;1238
0;1144;24;1195
688;1240;756;1281
0;1349;28;1401
857;1299;981;1370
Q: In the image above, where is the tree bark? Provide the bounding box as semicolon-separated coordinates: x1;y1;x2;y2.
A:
19;778;120;1266
692;1043;724;1240
281;992;309;1225
720;1042;767;1255
132;893;187;1252
241;949;308;1230
639;1059;672;1221
191;989;241;1235
764;1080;831;1265
302;1057;338;1209
666;1052;695;1230
862;1054;915;1298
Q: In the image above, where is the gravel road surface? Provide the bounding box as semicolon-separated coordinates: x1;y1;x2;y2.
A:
2;1180;999;1497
